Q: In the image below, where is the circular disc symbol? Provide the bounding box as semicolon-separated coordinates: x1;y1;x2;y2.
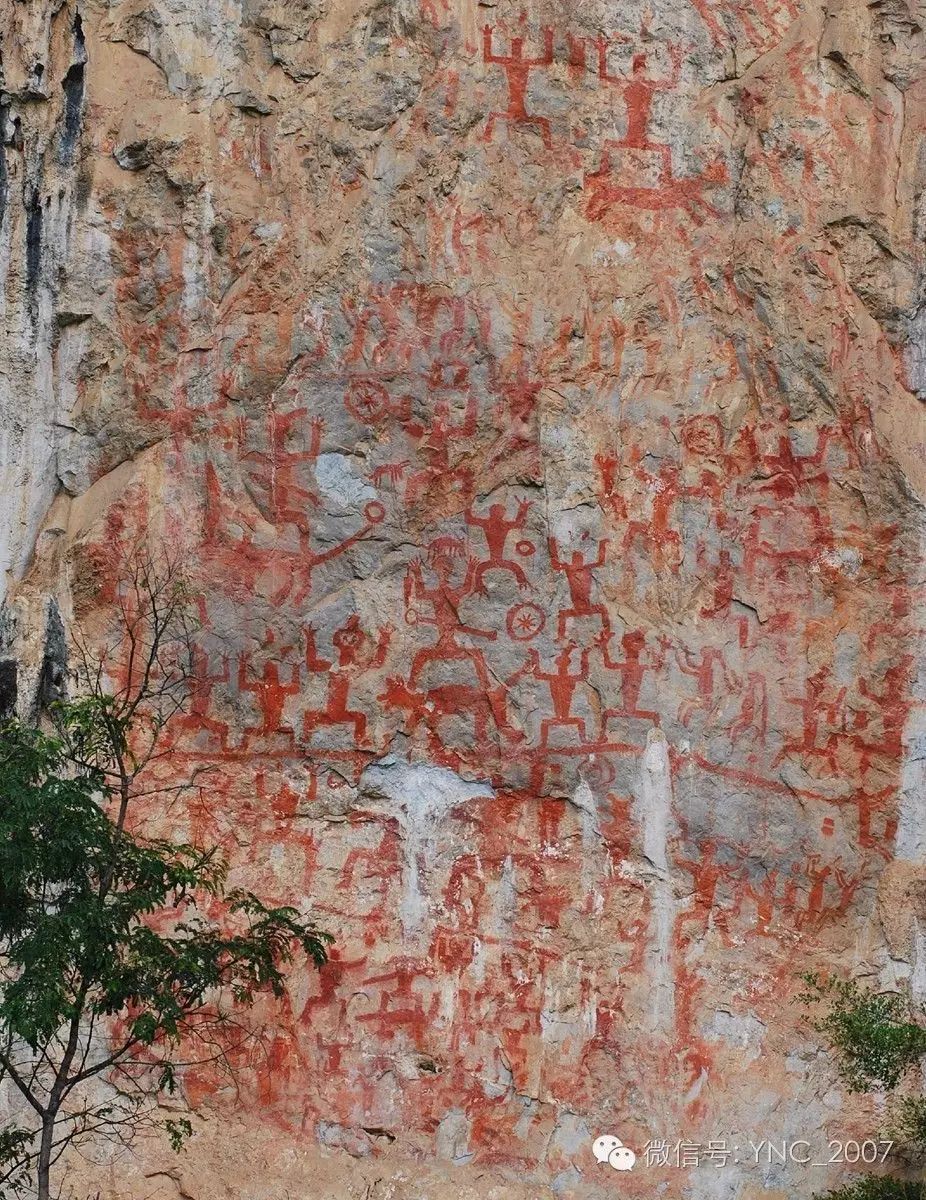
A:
345;379;389;423
507;602;545;641
584;757;615;789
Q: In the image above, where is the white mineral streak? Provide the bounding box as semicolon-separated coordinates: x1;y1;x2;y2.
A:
636;727;676;1035
360;756;494;936
896;570;926;863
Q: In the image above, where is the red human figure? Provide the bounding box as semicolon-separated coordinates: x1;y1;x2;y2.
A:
585;40;726;225
303;616;392;748
402;395;478;507
446;201;489;273
255;768;318;821
594;451;628;521
466;499;532;594
698;546;735;619
798;854;834;928
756;428;833;502
519;644;591;747
729;670;769;745
743;504;833;584
549;536;610;639
780;863;802;918
203;461;385;609
832;862;862;915
855;656;914;766
675;839;737;946
483;25;554;148
404;546;507;732
171;645;230;749
237;654;300;746
241;411;323;535
597;629;659;725
485;365;543;475
596;40;683;180
674;645;734;727
775;665;846;766
741;868;780;936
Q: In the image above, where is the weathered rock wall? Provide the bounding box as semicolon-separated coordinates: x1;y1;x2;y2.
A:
1;0;925;1196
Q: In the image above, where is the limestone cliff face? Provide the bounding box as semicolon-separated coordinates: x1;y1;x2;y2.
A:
1;0;925;1195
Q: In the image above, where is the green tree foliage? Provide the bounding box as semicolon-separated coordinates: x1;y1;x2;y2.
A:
0;554;331;1199
890;1099;926;1160
800;974;926;1092
800;973;926;1199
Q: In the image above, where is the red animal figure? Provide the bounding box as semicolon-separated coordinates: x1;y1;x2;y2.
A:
403;545;513;744
585;37;727;224
585;156;726;226
378;676;440;752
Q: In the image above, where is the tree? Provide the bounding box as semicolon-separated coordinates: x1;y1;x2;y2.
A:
0;553;331;1199
801;973;926;1199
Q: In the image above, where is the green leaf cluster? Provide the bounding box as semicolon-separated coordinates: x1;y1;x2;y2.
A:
0;706;331;1196
0;716;329;1054
799;973;926;1093
891;1099;926;1157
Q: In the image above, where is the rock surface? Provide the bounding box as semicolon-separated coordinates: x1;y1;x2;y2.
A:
1;0;925;1195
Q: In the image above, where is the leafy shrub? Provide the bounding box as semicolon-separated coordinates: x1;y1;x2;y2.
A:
800;974;926;1092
